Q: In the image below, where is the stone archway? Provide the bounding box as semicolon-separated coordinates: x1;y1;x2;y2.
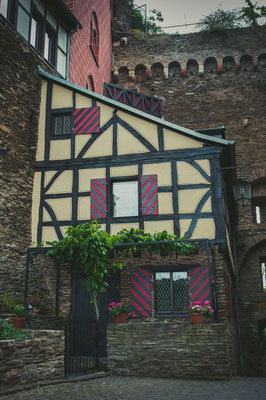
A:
238;240;266;375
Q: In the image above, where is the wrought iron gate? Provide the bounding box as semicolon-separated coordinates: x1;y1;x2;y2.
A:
65;272;120;376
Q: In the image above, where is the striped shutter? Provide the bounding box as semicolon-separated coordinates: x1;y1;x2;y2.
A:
190;267;211;304
131;269;152;317
73;106;100;134
90;178;107;219
141;175;158;215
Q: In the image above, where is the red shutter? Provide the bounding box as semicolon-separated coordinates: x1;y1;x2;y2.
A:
131;269;152;317
141;175;158;215
90;178;107;219
73;106;100;134
191;267;211;304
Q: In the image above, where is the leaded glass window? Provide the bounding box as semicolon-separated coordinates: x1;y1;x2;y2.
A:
52;114;72;137
155;271;189;313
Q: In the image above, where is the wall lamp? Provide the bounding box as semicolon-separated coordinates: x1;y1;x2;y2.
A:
232;178;251;206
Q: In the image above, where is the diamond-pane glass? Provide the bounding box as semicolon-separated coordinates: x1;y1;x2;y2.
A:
54;114;71;136
173;272;189;311
156;271;188;313
156;273;171;312
55;116;63;135
63;115;71;135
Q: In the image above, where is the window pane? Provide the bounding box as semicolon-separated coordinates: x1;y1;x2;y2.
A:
255;206;261;224
46;9;57;30
0;0;8;18
33;0;44;15
17;6;30;40
58;24;67;52
156;272;171;312
113;181;138;217
44;27;55;64
173;272;189;311
19;0;30;12
53;114;71;136
261;262;266;292
30;18;37;46
57;48;66;77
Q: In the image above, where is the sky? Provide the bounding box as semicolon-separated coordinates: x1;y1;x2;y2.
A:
134;0;264;33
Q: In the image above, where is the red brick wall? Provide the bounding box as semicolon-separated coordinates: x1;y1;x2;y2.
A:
64;0;112;94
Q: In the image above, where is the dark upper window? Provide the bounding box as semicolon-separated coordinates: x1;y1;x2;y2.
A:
90;12;99;66
0;0;16;24
112;180;138;217
155;271;189;314
253;201;266;224
52;113;72;137
86;75;95;92
0;0;68;77
261;259;266;292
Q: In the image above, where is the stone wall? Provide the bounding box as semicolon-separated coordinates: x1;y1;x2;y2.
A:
111;245;233;325
107;320;235;380
0;330;64;394
27;254;72;330
0;16;57;301
112;25;266;375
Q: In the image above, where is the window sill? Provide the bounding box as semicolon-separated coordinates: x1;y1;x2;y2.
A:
50;134;71;140
155;312;190;318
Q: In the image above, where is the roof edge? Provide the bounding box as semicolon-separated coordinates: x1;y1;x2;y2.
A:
38;68;235;148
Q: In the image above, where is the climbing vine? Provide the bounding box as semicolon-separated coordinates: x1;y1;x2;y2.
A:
45;222;197;315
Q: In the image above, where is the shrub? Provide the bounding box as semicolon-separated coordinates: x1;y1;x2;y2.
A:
0;319;30;340
199;7;241;32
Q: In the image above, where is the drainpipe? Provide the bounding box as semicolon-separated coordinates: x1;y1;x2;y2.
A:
232;229;243;371
66;24;80;81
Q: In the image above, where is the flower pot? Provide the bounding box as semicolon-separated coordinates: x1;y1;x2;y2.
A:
12;317;26;329
190;313;204;324
114;313;127;323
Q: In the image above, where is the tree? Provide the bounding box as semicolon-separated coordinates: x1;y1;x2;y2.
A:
46;222;123;321
198;6;241;32
240;0;266;27
131;7;164;34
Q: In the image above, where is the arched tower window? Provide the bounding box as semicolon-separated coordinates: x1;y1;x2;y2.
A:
204;57;218;74
240;55;253;72
258;54;266;70
186;59;198;76
135;64;146;82
223;56;235;72
86;75;95;92
90;12;99;65
118;66;129;82
151;63;164;78
168;61;181;77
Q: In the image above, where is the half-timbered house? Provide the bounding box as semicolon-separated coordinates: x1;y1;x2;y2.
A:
29;69;238;379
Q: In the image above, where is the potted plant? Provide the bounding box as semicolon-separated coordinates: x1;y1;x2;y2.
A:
12;305;26;329
189;300;214;324
107;302;130;323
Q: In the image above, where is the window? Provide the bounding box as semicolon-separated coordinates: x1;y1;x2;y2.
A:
261;260;266;292
253;202;266;224
30;12;43;52
44;25;56;64
1;0;69;77
86;75;95;92
155;271;189;314
0;0;16;23
112;180;138;217
90;12;99;66
52;113;72;137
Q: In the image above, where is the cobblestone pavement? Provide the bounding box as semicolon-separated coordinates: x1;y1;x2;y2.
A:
2;376;266;400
